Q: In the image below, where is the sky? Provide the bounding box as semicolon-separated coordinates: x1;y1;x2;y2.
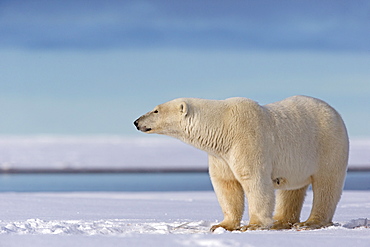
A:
0;0;369;137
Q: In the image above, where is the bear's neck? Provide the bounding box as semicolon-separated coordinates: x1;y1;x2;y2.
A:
178;112;232;155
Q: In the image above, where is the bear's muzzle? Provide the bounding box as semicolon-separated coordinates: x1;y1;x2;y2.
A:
134;119;152;132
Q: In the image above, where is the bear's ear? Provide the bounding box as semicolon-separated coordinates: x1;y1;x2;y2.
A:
180;102;188;116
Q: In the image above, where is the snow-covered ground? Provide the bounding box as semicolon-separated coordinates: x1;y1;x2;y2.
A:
0;191;369;247
0;136;368;172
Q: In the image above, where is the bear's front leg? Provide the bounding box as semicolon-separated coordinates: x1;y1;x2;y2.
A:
238;176;275;231
209;155;245;232
209;178;244;232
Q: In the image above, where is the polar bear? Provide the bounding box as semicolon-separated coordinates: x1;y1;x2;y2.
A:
134;96;349;231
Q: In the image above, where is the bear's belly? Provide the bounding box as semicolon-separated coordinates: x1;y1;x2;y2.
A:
272;175;312;190
272;163;316;190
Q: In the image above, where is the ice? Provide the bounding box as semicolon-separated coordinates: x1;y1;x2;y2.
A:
342;218;369;229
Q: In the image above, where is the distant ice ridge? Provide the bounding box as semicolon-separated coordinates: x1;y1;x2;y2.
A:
0;136;207;172
349;139;370;170
0;136;368;172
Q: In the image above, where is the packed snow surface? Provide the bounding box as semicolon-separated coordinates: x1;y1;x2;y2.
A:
0;191;369;246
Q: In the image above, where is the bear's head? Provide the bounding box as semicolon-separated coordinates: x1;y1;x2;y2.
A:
134;99;189;136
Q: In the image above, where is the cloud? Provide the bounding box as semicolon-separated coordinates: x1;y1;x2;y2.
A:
0;0;369;51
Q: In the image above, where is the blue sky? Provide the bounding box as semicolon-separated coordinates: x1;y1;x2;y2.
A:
0;0;369;137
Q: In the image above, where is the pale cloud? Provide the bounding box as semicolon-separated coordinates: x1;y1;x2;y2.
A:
0;0;368;51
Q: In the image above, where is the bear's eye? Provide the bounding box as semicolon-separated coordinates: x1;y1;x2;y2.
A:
153;110;159;113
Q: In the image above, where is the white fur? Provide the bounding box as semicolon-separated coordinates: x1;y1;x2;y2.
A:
134;96;349;231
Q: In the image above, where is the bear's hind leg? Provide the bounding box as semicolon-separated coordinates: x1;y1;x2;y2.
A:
295;172;346;230
272;185;308;230
209;155;245;232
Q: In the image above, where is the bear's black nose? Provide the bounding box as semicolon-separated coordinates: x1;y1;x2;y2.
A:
134;120;139;127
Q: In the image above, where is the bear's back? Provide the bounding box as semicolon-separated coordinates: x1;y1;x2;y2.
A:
263;95;348;168
264;95;343;128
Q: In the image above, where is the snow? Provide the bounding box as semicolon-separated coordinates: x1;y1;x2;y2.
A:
0;191;369;246
0;136;368;172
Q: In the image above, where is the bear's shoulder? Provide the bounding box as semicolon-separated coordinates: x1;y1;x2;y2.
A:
225;97;259;106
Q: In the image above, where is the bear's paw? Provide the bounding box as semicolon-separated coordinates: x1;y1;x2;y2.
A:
294;220;333;230
240;224;269;231
210;223;240;232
